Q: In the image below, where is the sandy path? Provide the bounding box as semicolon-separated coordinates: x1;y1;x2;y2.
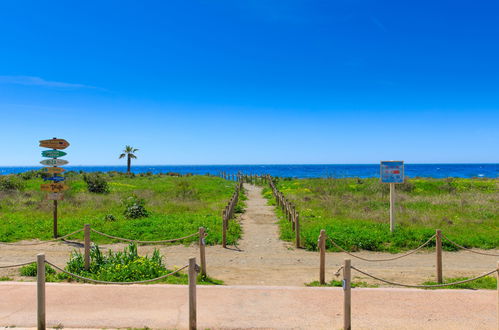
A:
0;282;496;329
0;184;497;286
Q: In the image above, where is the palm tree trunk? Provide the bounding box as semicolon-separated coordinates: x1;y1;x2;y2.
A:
127;155;131;173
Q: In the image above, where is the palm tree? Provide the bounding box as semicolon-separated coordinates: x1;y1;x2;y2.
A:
119;145;139;174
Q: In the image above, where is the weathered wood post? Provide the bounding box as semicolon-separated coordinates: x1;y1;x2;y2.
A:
343;259;351;330
188;257;197;330
37;253;46;330
319;229;326;284
199;227;207;277
295;213;300;248
53;200;58;238
496;261;499;329
436;229;443;283
84;224;91;271
222;209;227;248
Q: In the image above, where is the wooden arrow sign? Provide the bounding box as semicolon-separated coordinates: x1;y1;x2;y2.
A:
43;176;65;182
40;183;69;192
42;150;67;158
40;159;69;166
39;139;70;150
43;167;66;174
46;193;64;201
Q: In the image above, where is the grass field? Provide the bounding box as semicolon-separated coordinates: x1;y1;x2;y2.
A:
0;172;243;245
263;177;498;252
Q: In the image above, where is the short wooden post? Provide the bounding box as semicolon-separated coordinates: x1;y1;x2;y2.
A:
37;253;46;330
496;261;499;329
389;183;395;232
199;227;207;277
319;230;326;284
436;229;443;284
222;210;227;248
53;200;58;238
188;257;197;330
295;213;300;248
343;259;351;330
84;224;91;271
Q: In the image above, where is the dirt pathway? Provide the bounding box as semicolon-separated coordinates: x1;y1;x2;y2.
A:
0;184;497;286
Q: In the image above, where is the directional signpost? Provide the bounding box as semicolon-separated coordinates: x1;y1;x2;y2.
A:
39;138;70;238
380;161;404;233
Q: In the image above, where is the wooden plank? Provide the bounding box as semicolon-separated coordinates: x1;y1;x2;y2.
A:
188;258;197;330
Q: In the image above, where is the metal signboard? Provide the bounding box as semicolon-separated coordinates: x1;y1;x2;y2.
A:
39;139;70;150
40;159;69;166
380;161;404;184
42;150;67;158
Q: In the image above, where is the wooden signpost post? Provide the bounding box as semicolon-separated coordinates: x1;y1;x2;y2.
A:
39;138;70;238
380;161;404;233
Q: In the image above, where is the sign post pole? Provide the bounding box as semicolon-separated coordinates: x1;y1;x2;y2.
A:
389;182;395;233
53;200;58;238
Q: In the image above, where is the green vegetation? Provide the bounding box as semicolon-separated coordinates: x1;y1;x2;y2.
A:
306;279;378;288
0;172;242;245
423;276;497;290
18;243;223;285
0;276;13;281
264;177;498;252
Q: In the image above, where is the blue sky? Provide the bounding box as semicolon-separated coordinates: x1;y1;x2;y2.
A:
0;1;498;165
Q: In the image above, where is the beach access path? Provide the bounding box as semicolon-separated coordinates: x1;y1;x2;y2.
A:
1;184;497;286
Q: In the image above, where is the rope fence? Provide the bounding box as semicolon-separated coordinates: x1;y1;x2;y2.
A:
442;234;499;257
0;260;36;269
34;254;199;330
0;228;84;246
221;179;243;248
90;228;199;244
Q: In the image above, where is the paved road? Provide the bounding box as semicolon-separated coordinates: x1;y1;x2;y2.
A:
0;282;496;329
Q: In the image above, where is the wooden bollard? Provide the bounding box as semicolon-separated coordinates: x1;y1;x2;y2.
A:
319;230;326;284
199;227;207;277
222;210;227;248
436;229;443;283
188;257;197;330
37;253;46;330
84;224;91;271
343;259;351;330
295;213;300;248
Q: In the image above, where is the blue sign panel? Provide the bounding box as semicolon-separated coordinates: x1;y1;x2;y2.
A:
380;161;404;183
43;176;65;182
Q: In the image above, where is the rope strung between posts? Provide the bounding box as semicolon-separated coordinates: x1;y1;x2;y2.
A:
0;228;84;246
350;266;496;288
90;229;199;244
334;265;344;276
327;234;436;262
0;260;36;269
441;234;499;257
45;260;189;285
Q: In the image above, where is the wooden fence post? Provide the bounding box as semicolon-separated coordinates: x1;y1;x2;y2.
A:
319;230;326;284
199;227;207;277
295;213;300;248
496;261;498;330
188;257;197;330
222;210;227;248
343;259;351;330
84;224;91;271
436;229;442;284
37;253;46;330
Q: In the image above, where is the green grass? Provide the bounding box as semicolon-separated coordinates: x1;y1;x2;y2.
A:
306;279;378;288
0;172;242;245
264;177;498;252
422;276;497;290
0;276;12;281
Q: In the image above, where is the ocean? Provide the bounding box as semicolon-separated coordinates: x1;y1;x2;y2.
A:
0;164;497;179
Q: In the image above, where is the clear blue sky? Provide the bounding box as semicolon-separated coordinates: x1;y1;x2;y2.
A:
0;1;498;166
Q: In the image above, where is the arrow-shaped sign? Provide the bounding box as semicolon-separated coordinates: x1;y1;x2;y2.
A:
46;193;64;201
39;138;70;150
43;176;65;182
43;167;66;174
40;183;69;192
42;150;67;158
40;159;69;166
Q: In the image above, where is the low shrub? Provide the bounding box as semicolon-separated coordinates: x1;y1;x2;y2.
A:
0;175;25;192
83;173;110;194
122;195;149;219
20;262;56;276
